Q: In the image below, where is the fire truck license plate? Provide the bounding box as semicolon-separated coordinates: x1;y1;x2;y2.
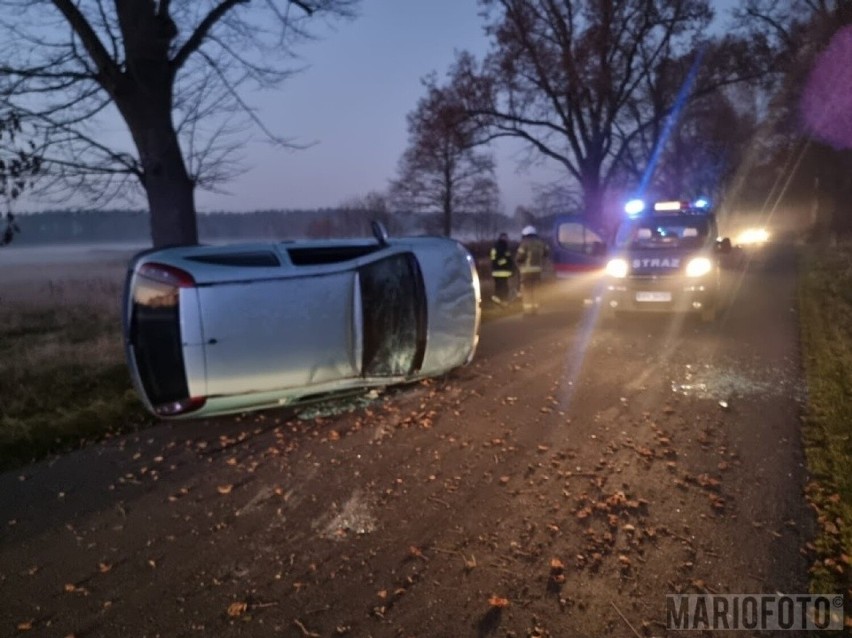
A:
636;291;672;302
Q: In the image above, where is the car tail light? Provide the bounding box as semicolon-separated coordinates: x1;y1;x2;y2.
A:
138;262;195;288
154;396;207;417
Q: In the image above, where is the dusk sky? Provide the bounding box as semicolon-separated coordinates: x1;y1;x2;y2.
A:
45;0;738;217
196;0;510;214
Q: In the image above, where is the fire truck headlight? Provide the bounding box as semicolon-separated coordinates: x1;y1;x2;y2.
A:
685;257;712;278
606;258;629;278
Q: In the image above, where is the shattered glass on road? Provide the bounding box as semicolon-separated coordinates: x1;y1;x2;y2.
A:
317;489;378;540
671;363;805;403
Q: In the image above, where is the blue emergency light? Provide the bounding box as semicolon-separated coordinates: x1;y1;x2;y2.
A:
624;199;645;216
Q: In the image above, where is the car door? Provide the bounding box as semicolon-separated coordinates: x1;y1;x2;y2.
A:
358;252;426;377
199;270;360;397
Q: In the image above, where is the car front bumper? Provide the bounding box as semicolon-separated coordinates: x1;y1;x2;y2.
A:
602;277;717;314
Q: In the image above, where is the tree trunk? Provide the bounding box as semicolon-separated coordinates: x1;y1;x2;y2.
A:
145;162;198;247
120;97;198;248
113;2;198;247
442;180;453;237
834;151;852;240
581;172;605;224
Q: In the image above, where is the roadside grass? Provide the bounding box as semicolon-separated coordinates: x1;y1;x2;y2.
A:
797;243;852;595
1;253;511;471
0;273;153;471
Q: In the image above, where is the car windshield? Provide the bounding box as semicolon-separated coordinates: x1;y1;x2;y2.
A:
614;217;709;250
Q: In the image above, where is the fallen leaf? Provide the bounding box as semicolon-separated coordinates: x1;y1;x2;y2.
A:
98;562;112;574
16;620;33;631
697;474;721;490
550;558;564;572
227;601;248;618
488;595;510;608
217;484;234;495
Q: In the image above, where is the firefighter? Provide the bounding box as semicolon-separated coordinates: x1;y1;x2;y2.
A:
515;225;549;314
489;232;515;304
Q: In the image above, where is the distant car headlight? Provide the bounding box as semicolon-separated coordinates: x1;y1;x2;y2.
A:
736;228;769;245
685;257;713;277
605;258;629;278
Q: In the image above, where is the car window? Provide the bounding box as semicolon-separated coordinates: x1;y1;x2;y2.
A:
129;272;189;406
615;217;709;249
359;252;426;377
557;221;604;254
186;252;280;267
287;244;381;265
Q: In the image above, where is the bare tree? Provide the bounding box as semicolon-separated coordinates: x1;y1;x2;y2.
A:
391;71;500;238
338;190;395;236
0;110;41;245
735;0;852;239
647;90;757;201
0;0;357;247
448;0;760;222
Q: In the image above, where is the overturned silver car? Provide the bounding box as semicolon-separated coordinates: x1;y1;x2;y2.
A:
123;225;481;418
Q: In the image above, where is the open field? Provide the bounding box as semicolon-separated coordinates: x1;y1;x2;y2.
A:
0;243;514;470
0;245;153;470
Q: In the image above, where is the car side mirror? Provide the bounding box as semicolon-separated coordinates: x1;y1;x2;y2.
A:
717;237;732;254
371;220;389;246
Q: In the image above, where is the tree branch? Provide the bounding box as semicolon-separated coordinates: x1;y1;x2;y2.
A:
172;0;250;73
50;0;121;87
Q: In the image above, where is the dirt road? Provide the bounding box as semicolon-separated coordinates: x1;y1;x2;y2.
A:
0;245;813;637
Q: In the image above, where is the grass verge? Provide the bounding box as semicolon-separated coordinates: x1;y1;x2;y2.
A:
0;301;153;471
797;243;852;596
